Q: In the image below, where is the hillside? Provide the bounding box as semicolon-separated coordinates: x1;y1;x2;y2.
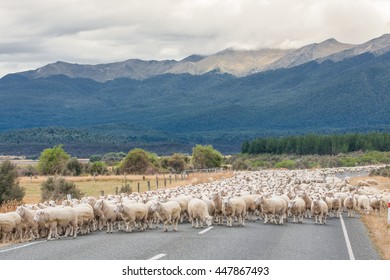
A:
2;34;390;157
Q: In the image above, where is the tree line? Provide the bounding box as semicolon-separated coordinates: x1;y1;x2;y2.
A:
241;132;390;155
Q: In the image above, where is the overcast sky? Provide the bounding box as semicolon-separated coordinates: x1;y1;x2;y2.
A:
1;0;390;77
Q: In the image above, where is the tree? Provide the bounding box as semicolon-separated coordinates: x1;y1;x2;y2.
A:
41;177;83;201
0;160;25;204
167;153;187;172
88;161;108;175
192;145;223;169
37;145;70;175
119;148;154;174
65;157;83;176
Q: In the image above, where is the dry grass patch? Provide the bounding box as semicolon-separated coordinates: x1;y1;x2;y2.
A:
18;171;234;204
349;175;390;260
361;212;390;259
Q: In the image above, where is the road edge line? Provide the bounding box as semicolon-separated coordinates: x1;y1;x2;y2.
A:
0;240;45;254
340;214;355;260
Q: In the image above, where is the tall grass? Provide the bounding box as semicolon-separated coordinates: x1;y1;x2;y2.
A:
0;200;22;213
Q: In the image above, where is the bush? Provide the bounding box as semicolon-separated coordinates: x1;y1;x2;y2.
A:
65;157;83;176
90;155;102;162
274;159;297;169
18;165;39;177
37;145;70;175
120;148;155;174
119;183;132;194
0;160;25;205
192;145;223;169
88;161;108;175
41;177;83;201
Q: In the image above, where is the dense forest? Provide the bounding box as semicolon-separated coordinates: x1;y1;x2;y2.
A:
241;132;390;155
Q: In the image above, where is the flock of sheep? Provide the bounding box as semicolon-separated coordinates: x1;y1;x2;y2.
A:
0;165;389;244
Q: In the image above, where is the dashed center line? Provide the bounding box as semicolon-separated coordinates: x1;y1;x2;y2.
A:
198;226;214;235
148;253;166;260
340;214;355;260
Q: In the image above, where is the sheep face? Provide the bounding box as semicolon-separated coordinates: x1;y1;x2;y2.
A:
205;216;213;227
113;204;124;214
15;206;25;217
94;200;103;211
33;211;46;223
150;201;161;212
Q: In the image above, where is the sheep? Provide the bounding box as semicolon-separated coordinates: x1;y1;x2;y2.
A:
310;198;328;224
240;195;261;221
113;203;149;232
33;207;78;240
297;191;312;218
144;199;159;229
210;192;224;225
0;212;23;243
255;196;286;225
168;195;192;223
73;203;95;235
331;196;342;218
187;198;213;229
222;197;246;227
93;199;119;233
201;196;216;219
369;195;382;214
150;200;181;232
343;194;357;218
287;197;306;223
15;205;40;240
357;195;370;215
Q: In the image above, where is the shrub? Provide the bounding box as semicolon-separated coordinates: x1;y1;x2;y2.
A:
88;161;108;175
0;160;25;205
120;148;155;174
274;159;296;169
41;177;83;201
119;183;132;194
65;157;83;176
192;145;223;169
37;145;70;175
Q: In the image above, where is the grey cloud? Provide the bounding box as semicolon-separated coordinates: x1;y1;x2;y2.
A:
0;0;389;77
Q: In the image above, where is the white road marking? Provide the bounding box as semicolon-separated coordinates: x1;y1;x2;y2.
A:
148;253;166;260
198;226;214;235
339;214;355;260
0;240;45;254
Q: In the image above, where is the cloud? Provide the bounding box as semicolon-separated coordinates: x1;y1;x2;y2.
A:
0;0;389;77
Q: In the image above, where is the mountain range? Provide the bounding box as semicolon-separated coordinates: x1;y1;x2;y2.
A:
1;34;390;157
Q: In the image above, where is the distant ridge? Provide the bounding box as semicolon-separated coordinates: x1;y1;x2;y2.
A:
13;34;390;82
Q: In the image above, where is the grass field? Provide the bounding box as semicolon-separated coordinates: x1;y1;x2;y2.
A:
18;171;233;204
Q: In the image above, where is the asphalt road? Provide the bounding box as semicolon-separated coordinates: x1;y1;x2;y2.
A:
0;213;380;260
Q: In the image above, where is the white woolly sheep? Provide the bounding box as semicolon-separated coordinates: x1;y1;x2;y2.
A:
0;212;23;243
150;200;181;232
33;207;78;240
255;196;286;225
187;198;213;229
311;198;328;224
222;197;246;227
287;197;306;223
113;203;148;232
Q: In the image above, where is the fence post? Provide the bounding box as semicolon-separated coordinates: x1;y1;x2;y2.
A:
100;190;104;197
115;187;118;195
147;181;150;191
137;182;140;193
